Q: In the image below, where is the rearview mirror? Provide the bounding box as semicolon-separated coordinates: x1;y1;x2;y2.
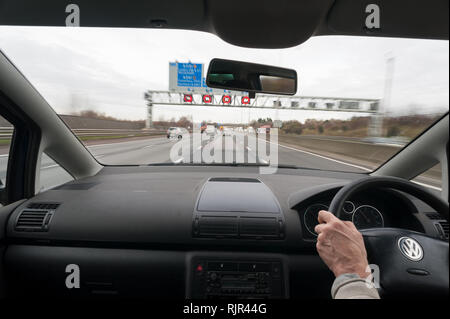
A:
206;59;297;96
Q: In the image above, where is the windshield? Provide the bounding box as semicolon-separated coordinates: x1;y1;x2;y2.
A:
0;27;448;177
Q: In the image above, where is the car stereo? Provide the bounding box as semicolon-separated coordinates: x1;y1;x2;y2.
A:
188;258;287;298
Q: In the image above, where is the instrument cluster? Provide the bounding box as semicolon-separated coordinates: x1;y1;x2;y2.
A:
303;201;384;237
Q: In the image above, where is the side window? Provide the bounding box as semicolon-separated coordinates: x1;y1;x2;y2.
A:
38;153;74;192
412;163;442;190
0;115;13;192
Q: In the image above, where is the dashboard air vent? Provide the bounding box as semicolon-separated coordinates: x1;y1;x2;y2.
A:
435;221;449;240
193;216;284;239
15;210;53;232
239;217;283;239
16;203;59;232
194;216;238;238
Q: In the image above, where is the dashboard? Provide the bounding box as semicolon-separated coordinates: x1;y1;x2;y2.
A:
1;165;446;299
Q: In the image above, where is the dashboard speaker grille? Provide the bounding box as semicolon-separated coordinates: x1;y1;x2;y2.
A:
426;213;443;220
27;202;60;210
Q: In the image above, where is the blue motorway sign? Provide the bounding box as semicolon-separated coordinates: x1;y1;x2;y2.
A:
177;63;202;87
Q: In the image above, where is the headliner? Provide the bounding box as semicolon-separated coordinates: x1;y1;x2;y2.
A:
0;0;448;48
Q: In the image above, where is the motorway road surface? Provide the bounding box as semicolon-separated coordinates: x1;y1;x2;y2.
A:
88;134;368;171
0;134;441;191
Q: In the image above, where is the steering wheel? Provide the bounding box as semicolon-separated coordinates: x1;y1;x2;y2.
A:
328;176;449;298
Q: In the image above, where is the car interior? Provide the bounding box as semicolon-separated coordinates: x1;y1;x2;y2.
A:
0;0;448;300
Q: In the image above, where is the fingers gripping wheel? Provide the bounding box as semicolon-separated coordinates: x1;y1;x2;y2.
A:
328;176;449;298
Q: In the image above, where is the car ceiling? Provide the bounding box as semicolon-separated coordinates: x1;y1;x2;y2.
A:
0;0;448;48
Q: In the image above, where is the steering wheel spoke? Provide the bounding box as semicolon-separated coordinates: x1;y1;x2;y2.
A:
362;228;448;297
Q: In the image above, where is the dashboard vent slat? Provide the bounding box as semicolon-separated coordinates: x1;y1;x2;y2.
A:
195;216;238;238
426;213;448;240
438;221;449;240
193;216;284;239
240;217;280;238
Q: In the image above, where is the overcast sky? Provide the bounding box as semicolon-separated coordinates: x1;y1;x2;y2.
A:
0;26;448;123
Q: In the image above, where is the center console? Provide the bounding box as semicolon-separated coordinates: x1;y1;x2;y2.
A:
187;179;289;298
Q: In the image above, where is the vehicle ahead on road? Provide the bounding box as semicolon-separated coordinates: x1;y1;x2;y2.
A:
204;124;217;136
222;127;233;136
0;0;448;302
167;127;183;139
257;125;271;134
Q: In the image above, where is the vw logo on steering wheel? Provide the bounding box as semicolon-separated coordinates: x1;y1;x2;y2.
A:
398;237;424;261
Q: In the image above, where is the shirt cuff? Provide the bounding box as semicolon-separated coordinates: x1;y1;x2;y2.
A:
331;273;380;299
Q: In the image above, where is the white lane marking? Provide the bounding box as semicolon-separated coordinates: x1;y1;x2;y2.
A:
265;139;372;172
41;164;59;170
303;136;402;147
412;180;442;191
269;140;443;191
1;139;165;157
87;137;165;148
173;157;184;164
141;145;153;149
1;135;442;191
376;143;403;147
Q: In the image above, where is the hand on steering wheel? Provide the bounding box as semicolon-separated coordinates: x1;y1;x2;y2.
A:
327;176;449;298
315;210;370;279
